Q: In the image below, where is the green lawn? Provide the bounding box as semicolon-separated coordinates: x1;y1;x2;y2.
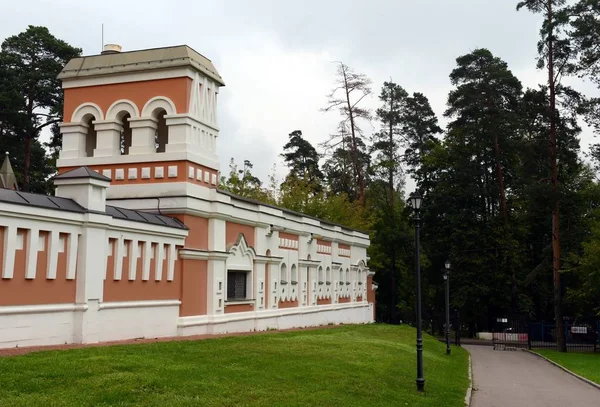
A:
535;350;600;384
0;324;469;407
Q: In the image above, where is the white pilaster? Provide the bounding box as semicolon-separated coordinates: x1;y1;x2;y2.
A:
142;241;152;281
128;117;157;155
155;242;164;281
46;231;59;279
2;225;17;279
93;120;123;157
164;115;191;154
74;214;109;344
114;236;124;280
59;123;88;159
25;228;39;280
167;244;176;281
128;239;138;280
255;262;266;310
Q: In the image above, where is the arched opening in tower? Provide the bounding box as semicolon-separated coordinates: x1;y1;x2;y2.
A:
118;112;132;155
83;114;97;157
155;109;168;153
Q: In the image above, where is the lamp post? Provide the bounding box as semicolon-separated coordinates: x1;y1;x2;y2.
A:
444;260;451;355
409;191;425;392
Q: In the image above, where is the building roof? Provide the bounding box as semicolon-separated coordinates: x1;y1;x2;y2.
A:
106;206;187;229
53;166;111;182
58;45;225;86
217;189;370;236
0;188;86;213
0;153;18;190
0;188;186;230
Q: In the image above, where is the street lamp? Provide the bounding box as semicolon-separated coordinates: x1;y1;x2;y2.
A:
444;260;451;355
408;191;425;392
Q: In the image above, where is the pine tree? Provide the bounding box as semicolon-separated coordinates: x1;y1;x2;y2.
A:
280;130;324;192
322;62;372;202
517;0;580;351
401;92;442;188
0;26;81;191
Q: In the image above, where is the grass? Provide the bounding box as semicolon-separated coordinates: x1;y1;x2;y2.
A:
0;324;469;407
535;349;600;384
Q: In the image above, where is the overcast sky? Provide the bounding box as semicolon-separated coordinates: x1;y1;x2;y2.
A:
2;0;598;188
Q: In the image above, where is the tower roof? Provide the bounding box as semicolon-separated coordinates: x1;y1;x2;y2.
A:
58;45;225;86
53;166;111;182
0;153;18;190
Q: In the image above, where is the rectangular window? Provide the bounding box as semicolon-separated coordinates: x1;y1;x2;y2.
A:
227;271;247;300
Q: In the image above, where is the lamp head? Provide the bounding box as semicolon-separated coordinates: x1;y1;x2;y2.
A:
408;191;423;212
445;260;451;270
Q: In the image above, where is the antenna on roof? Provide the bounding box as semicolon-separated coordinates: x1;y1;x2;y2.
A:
101;23;104;52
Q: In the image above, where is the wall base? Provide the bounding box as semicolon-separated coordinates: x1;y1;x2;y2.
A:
0;302;373;349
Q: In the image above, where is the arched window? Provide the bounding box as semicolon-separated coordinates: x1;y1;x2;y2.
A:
280;263;287;284
83;114;97;157
339;268;344;283
345;268;350;286
117;112;132;155
326;267;331;284
290;264;298;284
318;266;324;284
154;109;168;152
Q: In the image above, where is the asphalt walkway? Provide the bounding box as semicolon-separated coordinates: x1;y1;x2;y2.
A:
465;345;599;407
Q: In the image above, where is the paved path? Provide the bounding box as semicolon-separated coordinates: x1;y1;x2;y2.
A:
465;345;599;407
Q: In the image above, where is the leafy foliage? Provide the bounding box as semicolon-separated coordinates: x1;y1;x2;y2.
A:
0;25;81;192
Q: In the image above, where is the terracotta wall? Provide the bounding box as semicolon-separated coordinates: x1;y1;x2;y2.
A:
171;214;208;250
279;232;298;242
59;161;218;189
278;299;299;309
0;229;76;306
226;222;255;248
317;298;332;305
103;242;182;302
224;303;253;313
179;258;207;316
64;77;192;121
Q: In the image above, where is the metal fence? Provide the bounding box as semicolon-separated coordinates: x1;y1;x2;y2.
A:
492;317;600;352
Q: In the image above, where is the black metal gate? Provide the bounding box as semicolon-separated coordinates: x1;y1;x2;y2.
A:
492;317;529;350
492;316;600;352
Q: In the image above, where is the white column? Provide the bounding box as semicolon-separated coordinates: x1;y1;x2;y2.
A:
165;115;191;154
300;266;308;307
114;236;124;280
73;214;109;344
167;244;176;281
128;239;139;280
268;261;278;308
128;117;157;155
255;262;266;311
207;218;226;315
59;123;88;159
25;228;39;280
93;120;123;157
141;241;152;281
155;242;164;281
46;231;60;279
2;225;17;279
309;266;317;306
66;232;79;280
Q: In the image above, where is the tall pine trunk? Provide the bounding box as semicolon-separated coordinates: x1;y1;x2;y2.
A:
489;98;517;315
547;0;565;352
342;66;365;202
